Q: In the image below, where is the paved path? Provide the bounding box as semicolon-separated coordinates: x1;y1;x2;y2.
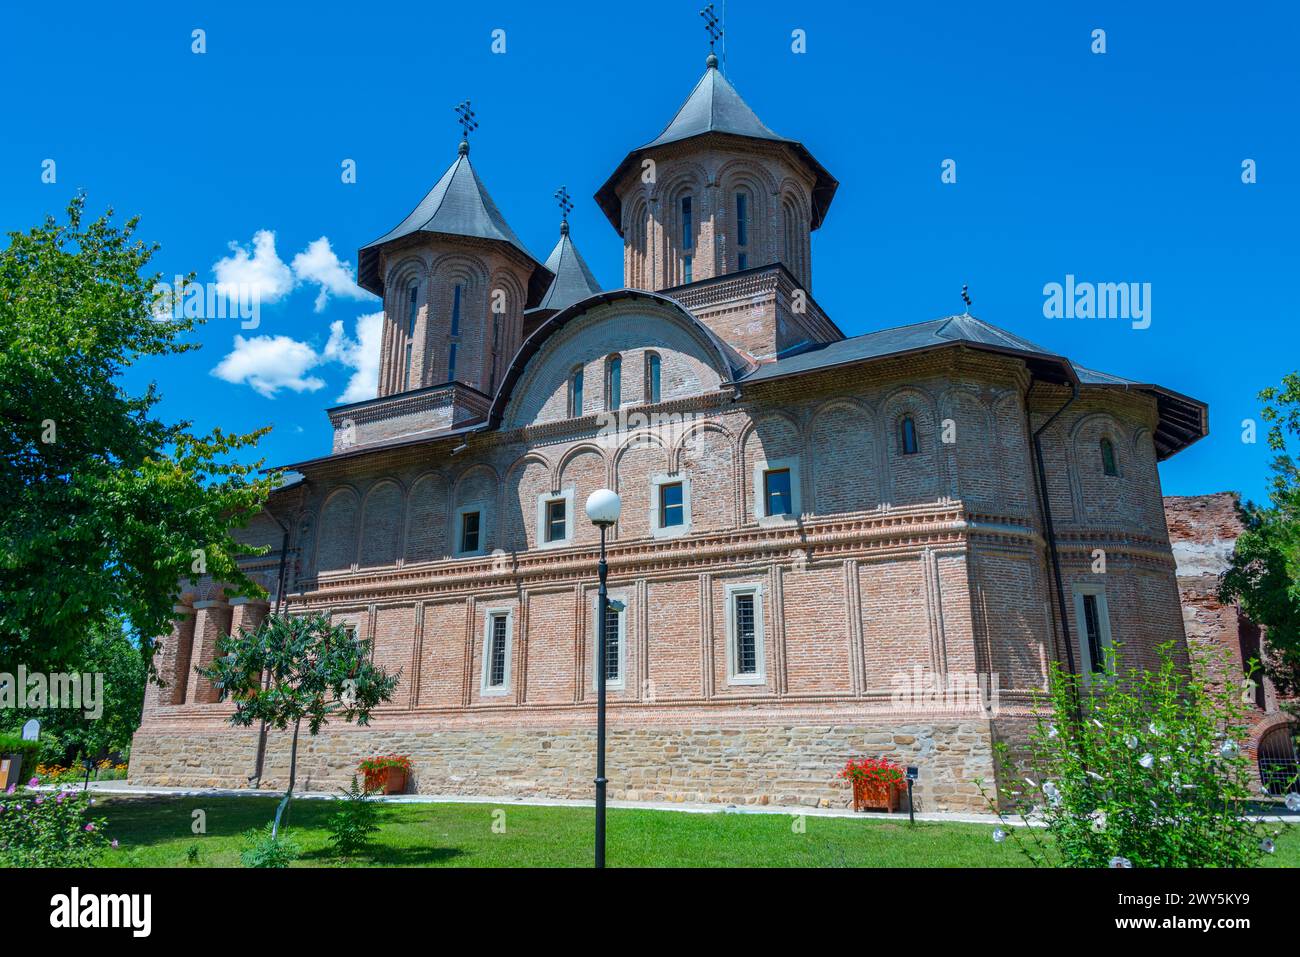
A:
37;779;1012;825
34;780;1300;827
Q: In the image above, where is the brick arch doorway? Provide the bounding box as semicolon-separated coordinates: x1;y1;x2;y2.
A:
1258;723;1299;795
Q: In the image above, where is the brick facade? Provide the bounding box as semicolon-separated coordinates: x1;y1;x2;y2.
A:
129;53;1204;811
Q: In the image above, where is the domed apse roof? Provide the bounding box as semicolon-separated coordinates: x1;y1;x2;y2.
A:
595;56;839;233
530;223;603;314
357;143;549;299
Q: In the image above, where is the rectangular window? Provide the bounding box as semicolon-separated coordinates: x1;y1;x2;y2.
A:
602;602;621;682
736;193;749;248
545;498;566;543
487;613;508;688
407;284;419;335
738;253;748;271
447;343;457;381
647;353;661;403
404;343;414;390
659;481;684;528
460;511;480;554
683;255;693;284
570;368;584;417
1082;593;1105;674
764;468;793;517
734;593;757;676
681;196;693;250
450;284;462;336
608;356;621;411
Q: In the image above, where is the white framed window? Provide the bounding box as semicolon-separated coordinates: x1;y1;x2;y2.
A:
752;457;801;525
590;592;628;691
453;503;489;558
480;608;514;697
535;487;575;549
1072;583;1113;679
724;582;766;685
648;473;691;539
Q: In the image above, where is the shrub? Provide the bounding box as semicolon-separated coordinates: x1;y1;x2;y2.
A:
0;734;42;759
327;775;381;856
0;783;111;867
239;822;300;868
982;641;1291;867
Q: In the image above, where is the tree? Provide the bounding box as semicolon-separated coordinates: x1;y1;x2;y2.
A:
0;615;148;764
1221;372;1300;709
199;613;400;836
0;195;274;676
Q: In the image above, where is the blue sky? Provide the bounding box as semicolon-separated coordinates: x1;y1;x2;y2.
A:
3;1;1295;503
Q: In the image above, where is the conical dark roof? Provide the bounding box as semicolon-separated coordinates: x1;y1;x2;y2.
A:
595;57;838;233
533;223;602;312
357;145;547;296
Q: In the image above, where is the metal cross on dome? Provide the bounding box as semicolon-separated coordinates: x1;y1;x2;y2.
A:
554;186;573;223
455;100;478;141
700;4;723;51
961;284;973;312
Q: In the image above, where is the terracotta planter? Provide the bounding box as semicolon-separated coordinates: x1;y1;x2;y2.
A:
850;777;902;813
364;766;408;795
0;754;23;791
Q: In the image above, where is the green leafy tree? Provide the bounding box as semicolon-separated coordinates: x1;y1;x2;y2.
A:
0;195;274;676
199;613;400;837
981;642;1285;867
1221;373;1300;707
0;615;148;764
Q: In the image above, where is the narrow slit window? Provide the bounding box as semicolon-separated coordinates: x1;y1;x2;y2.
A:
764;468;793;517
487;614;508;688
1081;593;1105;673
404;282;419;389
607;356;622;411
736;192;749;250
449;284;462;336
681;196;693;250
683;255;693;284
734;593;757;675
647;353;661;403
545;498;567;543
447;343;457;382
738;253;748;271
1100;438;1118;476
659;481;684;528
569;367;584;417
602;603;621;682
460;511;480;554
900;416;919;455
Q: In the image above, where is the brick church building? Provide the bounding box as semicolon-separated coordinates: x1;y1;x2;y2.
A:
129;51;1207;810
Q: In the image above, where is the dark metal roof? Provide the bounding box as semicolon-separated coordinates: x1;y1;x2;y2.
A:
594;61;838;233
357;146;547;296
531;225;602;313
740;313;1207;459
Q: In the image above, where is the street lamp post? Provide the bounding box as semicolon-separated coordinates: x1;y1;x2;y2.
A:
585;488;621;869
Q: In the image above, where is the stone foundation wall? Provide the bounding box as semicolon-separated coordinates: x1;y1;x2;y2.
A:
129;720;996;812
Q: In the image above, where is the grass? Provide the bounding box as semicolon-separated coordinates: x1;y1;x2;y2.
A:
88;795;1300;868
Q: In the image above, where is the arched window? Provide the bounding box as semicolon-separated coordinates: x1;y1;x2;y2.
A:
569;366;584;417
680;196;694;251
403;281;419;390
735;190;750;271
646;352;661;404
1100;438;1118;476
900;416;919;455
449;284;462;336
606;355;622;411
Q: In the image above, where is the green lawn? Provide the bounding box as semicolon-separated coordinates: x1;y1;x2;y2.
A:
90;796;1300;868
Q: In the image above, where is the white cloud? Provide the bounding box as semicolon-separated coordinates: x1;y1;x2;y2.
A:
213;230;295;305
210;334;325;399
291;237;373;312
324;311;383;403
211;312;382;402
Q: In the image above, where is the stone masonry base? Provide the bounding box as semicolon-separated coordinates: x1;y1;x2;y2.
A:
129;720;998;812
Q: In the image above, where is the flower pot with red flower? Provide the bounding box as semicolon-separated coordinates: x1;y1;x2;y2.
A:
358;755;411;795
839;757;906;812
